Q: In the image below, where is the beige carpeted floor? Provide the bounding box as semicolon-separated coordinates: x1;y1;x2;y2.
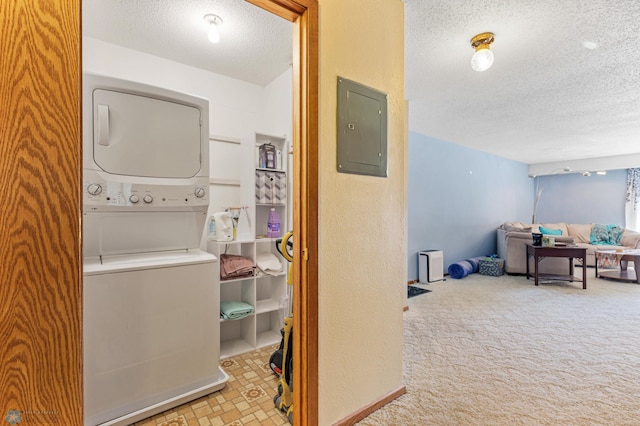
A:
358;268;640;425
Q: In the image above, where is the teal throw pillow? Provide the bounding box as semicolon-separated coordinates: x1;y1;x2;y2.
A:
590;224;623;245
539;226;562;236
609;225;623;245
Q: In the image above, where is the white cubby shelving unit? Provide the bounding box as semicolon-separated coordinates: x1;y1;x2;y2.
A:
208;239;288;358
206;132;290;359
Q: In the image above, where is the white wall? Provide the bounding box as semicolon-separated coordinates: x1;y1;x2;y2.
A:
261;65;293;139
261;66;294;229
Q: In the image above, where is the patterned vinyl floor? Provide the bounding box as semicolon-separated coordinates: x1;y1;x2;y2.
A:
133;344;289;426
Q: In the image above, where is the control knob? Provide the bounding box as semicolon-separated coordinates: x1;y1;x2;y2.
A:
143;195;153;204
129;194;140;204
87;183;102;196
194;187;206;198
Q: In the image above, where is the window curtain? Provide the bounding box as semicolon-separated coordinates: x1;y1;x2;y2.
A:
625;168;640;231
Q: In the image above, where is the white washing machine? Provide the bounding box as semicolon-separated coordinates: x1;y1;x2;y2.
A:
82;74;227;426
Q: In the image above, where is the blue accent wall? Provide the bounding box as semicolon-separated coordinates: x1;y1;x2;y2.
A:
408;132;532;280
533;170;626;225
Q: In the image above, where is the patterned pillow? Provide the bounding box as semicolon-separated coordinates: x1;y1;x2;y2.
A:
591;224;623;245
609;225;623;245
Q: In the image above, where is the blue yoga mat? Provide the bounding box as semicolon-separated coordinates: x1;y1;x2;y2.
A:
448;256;488;279
448;260;473;279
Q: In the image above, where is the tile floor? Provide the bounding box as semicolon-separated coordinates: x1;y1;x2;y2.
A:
133;344;289;426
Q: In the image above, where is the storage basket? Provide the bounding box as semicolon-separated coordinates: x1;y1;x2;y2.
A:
255;170;286;205
478;258;505;276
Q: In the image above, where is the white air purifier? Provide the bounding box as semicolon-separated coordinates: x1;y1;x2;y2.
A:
419;250;444;283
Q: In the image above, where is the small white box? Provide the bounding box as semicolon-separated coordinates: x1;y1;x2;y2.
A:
419;250;444;283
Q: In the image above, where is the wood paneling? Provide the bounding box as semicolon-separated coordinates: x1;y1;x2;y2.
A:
0;1;82;425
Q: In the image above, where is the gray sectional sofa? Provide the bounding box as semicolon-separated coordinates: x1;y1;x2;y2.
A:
496;222;640;275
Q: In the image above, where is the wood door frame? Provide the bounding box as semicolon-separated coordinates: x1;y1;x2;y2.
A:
290;3;319;423
246;1;318;424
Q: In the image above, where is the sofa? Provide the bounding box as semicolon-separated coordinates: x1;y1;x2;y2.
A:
497;222;640;275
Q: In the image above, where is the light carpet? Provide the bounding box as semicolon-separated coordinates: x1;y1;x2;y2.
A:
358;269;640;425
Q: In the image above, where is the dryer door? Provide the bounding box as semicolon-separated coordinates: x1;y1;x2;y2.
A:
92;89;202;178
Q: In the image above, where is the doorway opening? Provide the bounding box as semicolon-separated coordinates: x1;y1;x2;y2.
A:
81;0;318;424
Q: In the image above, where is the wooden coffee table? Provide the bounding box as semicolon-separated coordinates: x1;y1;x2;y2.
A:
526;243;587;289
595;249;640;284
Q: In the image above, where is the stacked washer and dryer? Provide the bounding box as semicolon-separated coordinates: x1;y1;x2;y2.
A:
82;74;228;426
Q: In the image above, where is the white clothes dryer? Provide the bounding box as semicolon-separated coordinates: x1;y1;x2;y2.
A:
82;75;227;425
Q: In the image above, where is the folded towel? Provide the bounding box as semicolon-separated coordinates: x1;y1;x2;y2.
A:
220;254;255;280
256;252;283;276
220;300;254;320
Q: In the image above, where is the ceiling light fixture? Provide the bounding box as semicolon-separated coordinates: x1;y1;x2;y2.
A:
470;32;495;72
596;170;606;175
204;14;223;44
581;171;591;177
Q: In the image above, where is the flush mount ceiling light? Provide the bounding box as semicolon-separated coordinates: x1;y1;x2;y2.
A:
204;14;223;44
470;32;495;72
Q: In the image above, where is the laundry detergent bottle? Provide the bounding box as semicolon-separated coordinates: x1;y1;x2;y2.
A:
267;208;280;238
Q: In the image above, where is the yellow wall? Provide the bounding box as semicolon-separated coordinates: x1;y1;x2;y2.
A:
317;0;406;423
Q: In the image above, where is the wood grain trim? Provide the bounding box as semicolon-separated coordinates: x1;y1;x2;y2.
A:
249;1;319;424
0;0;82;424
246;0;307;21
332;386;407;426
291;2;319;426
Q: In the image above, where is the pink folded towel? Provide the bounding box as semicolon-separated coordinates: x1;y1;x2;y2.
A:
220;254;255;280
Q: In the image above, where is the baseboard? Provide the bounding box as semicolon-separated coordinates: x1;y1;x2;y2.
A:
409;274;449;285
332;385;406;426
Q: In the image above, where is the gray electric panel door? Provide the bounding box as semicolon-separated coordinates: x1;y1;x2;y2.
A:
337;77;388;177
92;89;202;178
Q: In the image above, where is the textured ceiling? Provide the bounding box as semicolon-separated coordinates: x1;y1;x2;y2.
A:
83;1;640;165
405;0;640;164
83;0;293;86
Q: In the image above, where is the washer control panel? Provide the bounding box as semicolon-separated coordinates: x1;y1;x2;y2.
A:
83;171;208;210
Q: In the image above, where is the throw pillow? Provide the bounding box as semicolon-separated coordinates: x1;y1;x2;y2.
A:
609;225;623;245
590;224;609;244
566;223;593;243
590;224;623;245
539;226;562;236
505;224;533;232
